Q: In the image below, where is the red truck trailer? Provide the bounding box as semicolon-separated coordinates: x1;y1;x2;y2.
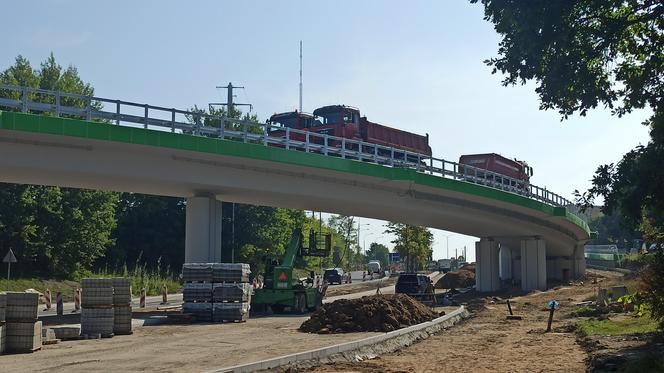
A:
458;153;533;188
268;105;432;157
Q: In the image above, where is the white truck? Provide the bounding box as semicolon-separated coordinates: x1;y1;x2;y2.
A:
367;260;381;275
437;259;452;273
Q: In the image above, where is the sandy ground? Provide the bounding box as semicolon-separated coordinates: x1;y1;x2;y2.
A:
2;314;380;373
6;275;408;372
309;270;624;373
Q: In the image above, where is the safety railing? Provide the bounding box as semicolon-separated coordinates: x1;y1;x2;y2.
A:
0;84;585;222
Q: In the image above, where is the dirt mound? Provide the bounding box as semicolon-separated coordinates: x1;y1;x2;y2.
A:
460;263;476;273
435;269;475;289
299;294;438;334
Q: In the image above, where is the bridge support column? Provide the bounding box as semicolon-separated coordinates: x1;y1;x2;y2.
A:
476;239;500;292
520;238;547;291
499;245;513;282
572;244;586;278
185;195;222;263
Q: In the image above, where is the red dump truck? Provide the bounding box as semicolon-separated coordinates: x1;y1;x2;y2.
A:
458;153;533;187
268;105;432;156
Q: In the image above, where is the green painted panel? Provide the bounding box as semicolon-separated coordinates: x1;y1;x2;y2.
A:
0;110;590;236
109;125;132;143
131;129;147;145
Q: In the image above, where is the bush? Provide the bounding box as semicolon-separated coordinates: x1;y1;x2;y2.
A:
640;250;664;325
573;305;606;317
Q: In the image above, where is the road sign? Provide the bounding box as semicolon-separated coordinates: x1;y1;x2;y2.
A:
3;249;17;263
389;252;400;262
4;248;17;291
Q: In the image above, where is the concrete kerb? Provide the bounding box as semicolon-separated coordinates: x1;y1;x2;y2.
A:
209;305;470;373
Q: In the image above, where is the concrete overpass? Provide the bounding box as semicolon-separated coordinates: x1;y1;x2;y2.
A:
0;85;592;292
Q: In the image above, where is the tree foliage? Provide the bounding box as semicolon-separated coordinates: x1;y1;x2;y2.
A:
0;54;118;278
588;211;641;248
473;0;664;323
471;0;663;125
110;194;185;272
384;222;433;271
366;242;390;268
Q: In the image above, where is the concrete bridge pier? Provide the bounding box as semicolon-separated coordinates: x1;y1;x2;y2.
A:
572;244;586;278
499;244;513;282
475;238;500;292
185;195;223;263
520;238;547;291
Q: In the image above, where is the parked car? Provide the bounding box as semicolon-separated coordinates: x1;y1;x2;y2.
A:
395;273;435;303
323;268;344;285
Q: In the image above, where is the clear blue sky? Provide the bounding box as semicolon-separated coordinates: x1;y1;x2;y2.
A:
1;0;652;261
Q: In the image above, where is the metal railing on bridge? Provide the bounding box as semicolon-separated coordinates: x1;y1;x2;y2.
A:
0;84;585;222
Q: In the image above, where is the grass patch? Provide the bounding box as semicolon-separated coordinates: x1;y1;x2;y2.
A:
577;314;660;337
573;305;606;317
2;278;80;301
3;260;181;299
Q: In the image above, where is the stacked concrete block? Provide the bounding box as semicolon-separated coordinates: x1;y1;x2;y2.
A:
213;263;250;283
112;278;132;335
183;263;213;282
51;327;80;341
212;283;252;303
213;302;250;322
5;292;41;353
6;321;41;352
0;323;5;354
212;263;251;323
0;293;6;324
80;279;114;337
0;294;5;354
182;263;214;322
183;283;213;302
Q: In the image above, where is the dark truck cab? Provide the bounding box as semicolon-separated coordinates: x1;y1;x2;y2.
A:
395;273;435;303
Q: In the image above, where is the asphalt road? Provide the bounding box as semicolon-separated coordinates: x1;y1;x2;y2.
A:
38;270;419;317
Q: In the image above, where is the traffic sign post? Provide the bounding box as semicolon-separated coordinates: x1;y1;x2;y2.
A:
389;252;400;263
546;300;560;332
3;248;17;291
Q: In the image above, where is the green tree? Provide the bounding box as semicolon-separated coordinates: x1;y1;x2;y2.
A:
110;194;186;271
366;242;390;268
384;222;433;271
472;0;664;323
588;211;641;249
0;54;118;278
471;0;663;125
328;215;359;269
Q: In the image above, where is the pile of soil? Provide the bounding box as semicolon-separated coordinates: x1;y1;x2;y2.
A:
299;294;438;334
435;269;475;289
460;263;476;273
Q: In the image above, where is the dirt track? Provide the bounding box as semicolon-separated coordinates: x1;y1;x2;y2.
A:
309;270;623;373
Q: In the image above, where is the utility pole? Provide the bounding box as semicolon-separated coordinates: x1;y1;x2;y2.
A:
299;40;303;112
209;83;252;115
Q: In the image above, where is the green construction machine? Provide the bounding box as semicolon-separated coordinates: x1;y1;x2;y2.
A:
251;228;331;314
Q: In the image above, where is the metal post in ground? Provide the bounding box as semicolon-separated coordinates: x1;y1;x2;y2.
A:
546;300;559;332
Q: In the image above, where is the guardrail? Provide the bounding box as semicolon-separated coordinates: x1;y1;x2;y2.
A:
0;83;585;221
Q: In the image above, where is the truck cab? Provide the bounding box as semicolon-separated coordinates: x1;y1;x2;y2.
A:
267;111;317;130
312;105;362;139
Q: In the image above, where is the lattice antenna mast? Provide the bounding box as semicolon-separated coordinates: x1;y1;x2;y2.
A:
299;40;303;112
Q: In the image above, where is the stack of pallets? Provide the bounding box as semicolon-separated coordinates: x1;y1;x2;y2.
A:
212;263;251;323
81;279;114;338
112;278;132;335
5;292;41;353
0;294;6;354
182;263;213;322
